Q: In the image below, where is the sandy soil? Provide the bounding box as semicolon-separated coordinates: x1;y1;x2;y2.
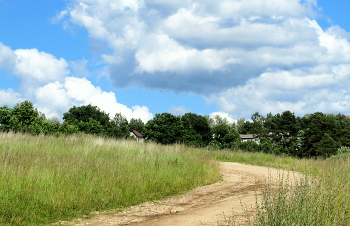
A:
57;162;302;226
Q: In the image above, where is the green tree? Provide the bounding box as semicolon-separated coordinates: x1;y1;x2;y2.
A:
144;113;183;144
296;115;310;130
63;105;110;127
264;111;301;155
181;113;211;147
303;112;341;157
258;138;274;153
0;101;49;134
316;133;341;157
236;118;246;134
0;105;13;131
239;140;260;152
59;121;79;135
334;114;350;147
63;105;111;136
212;115;230;127
204;115;215;128
242;121;253;134
236;118;254;134
211;124;240;149
110;113;129;138
128;118;145;134
251;112;265;137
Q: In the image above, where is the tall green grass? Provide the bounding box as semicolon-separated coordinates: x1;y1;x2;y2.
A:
208;150;350;225
254;157;350;226
0;132;220;226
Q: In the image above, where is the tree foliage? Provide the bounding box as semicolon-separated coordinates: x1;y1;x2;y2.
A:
210;115;240;149
128;118;145;134
62;105;113;136
63;105;109;126
302;112;343;157
181;113;211;147
144;113;183;145
2;100;350;158
0;101;48;134
110;113;129;138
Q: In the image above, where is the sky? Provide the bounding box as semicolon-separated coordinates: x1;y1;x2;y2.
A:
1;0;350;123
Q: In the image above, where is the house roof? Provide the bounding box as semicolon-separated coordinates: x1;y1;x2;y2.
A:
129;129;143;138
240;134;255;139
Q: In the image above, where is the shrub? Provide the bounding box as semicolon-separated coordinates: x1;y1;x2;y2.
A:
331;146;350;158
239;140;259;152
207;140;222;150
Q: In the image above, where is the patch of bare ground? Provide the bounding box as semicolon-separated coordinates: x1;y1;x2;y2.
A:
55;162;303;226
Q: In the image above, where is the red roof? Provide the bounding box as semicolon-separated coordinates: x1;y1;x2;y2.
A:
129;129;143;138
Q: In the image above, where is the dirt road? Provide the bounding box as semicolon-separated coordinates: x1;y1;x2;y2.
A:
61;162;301;226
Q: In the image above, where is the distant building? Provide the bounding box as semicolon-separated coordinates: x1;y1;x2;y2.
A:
129;129;144;142
240;134;259;144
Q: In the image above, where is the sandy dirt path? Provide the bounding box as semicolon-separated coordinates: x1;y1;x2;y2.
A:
59;162;302;226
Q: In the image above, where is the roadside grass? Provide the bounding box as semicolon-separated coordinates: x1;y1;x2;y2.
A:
0;132;220;226
208;150;350;225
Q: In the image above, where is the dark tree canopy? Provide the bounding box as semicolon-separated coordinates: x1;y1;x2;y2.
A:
251;112;265;136
63;105;110;126
211;123;240;149
144;113;183;145
62;105;112;136
181;113;211;147
303;112;341;157
0;101;57;135
2;100;350;158
128;118;145;134
0;105;13;131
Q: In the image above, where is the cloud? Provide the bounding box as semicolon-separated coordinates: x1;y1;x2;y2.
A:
0;89;24;106
52;0;350;118
168;106;189;116
209;111;236;124
13;48;69;86
1;42;70;97
57;0;347;90
35;77;153;122
0;43;153;122
70;59;90;77
135;34;241;74
0;43;16;72
208;65;350;118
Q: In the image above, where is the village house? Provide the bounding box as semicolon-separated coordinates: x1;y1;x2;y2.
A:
129;129;144;142
240;134;259;144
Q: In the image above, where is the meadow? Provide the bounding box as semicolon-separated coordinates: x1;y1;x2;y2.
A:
209;150;350;225
1;132;349;226
0;132;220;226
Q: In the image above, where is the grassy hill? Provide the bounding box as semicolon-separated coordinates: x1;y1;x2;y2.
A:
1;132;349;225
0;132;220;225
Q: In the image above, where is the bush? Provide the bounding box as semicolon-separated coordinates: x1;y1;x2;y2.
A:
331;146;350;158
258;138;274;153
207;140;222;150
239;140;259;152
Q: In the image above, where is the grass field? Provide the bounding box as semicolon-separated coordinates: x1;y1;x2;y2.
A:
1;132;349;225
0;132;220;226
209;150;350;225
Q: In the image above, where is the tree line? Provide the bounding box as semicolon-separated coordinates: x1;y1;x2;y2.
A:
1;100;350;158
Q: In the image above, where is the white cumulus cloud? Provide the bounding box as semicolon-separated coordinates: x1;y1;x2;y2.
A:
35;77;153;122
0;42;16;72
209;111;236;124
0;43;153;122
14;48;69;86
169;106;189;116
0;89;24;106
50;0;350;117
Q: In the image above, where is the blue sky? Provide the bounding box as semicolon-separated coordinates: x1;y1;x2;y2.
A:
1;0;350;123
